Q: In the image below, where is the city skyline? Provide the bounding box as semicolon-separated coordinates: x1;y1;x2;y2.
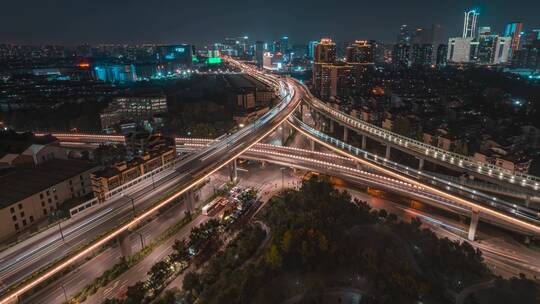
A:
1;0;540;45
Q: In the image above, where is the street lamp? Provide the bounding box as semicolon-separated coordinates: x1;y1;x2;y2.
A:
122;193;136;217
58;222;65;242
60;284;68;302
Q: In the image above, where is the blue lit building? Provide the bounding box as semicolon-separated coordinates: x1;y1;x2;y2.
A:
94;64;137;83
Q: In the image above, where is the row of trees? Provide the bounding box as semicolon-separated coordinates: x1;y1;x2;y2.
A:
102;219;224;304
175;177;502;303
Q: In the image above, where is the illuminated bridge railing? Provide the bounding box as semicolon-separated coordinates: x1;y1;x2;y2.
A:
290;116;540;224
304;92;540;190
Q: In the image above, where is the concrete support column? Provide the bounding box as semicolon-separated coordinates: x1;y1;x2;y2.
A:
186;190;196;212
229;158;238;182
361;135;367;150
356;163;361;170
343;127;349;143
281;125;286;145
385;145;391;159
468;210;480;241
261;160;267;168
117;231;132;258
310;139;315;151
418;158;424;171
525;195;531;208
329;119;335;133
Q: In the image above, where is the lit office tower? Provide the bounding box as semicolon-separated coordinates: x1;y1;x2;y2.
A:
397;25;411;44
463;9;479;38
346;40;374;95
281;36;290;53
255;41;265;67
392;44;411;67
312;38;336;93
436;44;448;66
411;44;434;66
308;41;319;60
345;40;374;64
320;64;352;101
505;22;524;58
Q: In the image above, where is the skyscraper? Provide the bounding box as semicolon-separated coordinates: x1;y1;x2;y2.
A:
505;22;524;58
397;25;411;44
312;38;336;94
436;44;448;66
308;41;319;60
492;36;512;64
463;9;479;38
447;37;475;63
411;44;434;66
254;41;265;67
392;44;411;67
345;40;374;64
280;36;290;53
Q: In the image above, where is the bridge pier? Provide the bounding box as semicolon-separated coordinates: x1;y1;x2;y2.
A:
418;158;424;171
117;230;132;258
343;127;349;143
261;160;267;168
229;158;238;182
525;195;531;208
310;139;315;151
468;210;479;241
185;189;197;212
361;135;366;150
385;145;391;159
329;119;335;133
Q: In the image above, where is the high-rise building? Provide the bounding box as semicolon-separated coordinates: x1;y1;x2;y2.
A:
254;41;265;67
411;44;434;66
320;64;352;101
436;44;448;66
312;38;336;93
280;36;290;53
505;22;524;58
524;29;540;46
308;41;319;60
447;37;475;63
513;40;539;70
345;40;374;64
476;33;498;64
397;25;411;44
492;36;512;64
392;44;411;67
431;24;445;45
463;9;479;38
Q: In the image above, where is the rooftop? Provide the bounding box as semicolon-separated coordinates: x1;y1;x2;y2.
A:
0;159;97;209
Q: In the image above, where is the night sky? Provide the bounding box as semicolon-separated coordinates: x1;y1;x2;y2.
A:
2;0;539;46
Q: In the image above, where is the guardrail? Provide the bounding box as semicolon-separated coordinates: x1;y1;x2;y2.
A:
69;157;181;217
302;91;540;190
289;116;540;223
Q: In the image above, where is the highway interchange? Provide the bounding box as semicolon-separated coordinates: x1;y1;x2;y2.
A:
1;59;539;303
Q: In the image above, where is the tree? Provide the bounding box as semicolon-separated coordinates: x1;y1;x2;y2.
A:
183;272;202;294
125;281;147;304
171;239;190;263
266;244;282;270
147;260;172;292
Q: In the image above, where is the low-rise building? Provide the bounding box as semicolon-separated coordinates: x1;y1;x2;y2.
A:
0;159;97;241
91;136;175;201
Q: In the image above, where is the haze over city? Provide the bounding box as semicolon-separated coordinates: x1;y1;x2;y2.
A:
1;0;540;45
